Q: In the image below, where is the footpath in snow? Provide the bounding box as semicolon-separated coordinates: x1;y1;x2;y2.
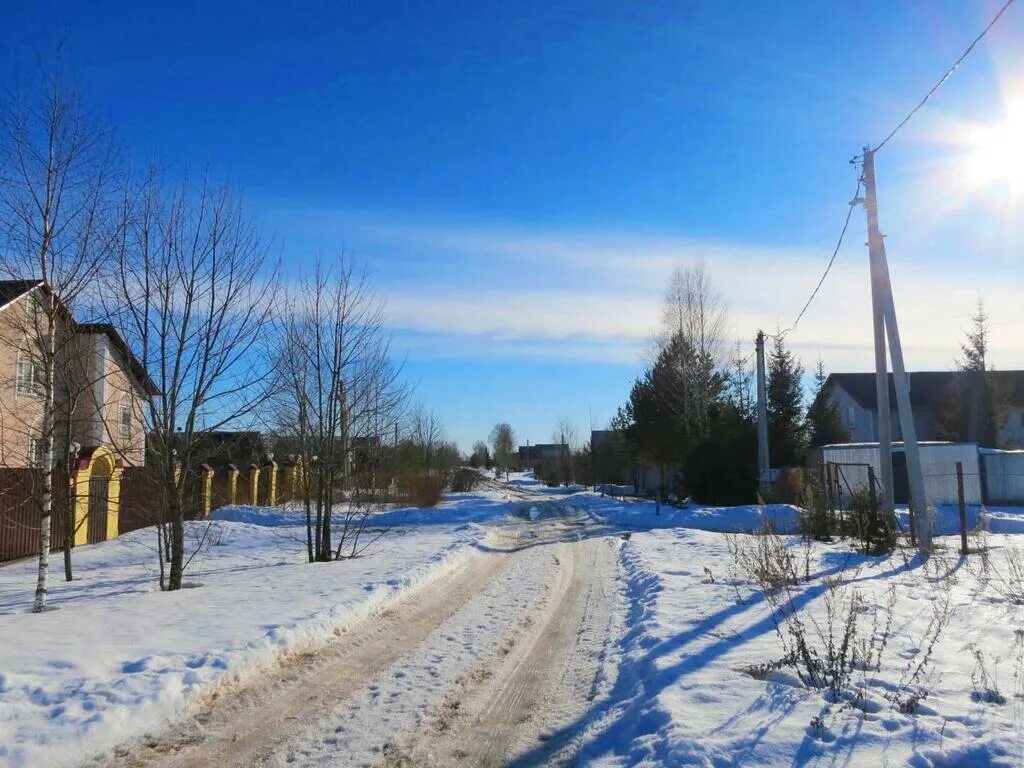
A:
0;490;513;768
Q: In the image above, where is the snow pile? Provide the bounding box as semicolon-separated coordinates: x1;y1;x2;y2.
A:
0;493;509;768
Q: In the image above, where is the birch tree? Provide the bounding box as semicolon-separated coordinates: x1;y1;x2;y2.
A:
661;261;727;440
0;70;122;611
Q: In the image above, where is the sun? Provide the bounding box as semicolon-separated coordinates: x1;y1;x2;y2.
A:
964;104;1024;193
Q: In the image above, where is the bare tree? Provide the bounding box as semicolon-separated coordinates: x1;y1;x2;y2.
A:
410;405;445;474
660;261;728;439
489;422;516;475
470;439;489;467
107;172;276;590
273;258;405;562
0;68;122;611
553;418;577;487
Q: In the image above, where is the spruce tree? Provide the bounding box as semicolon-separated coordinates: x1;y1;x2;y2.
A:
806;359;850;448
767;333;807;468
937;298;1005;446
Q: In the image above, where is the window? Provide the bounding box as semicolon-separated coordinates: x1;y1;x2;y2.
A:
28;437;47;468
847;406;856;428
24;295;42;330
118;400;133;441
16;352;43;397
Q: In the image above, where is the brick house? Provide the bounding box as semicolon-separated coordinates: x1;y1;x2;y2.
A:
0;280;156;549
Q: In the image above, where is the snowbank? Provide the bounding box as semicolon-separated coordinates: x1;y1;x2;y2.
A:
0;493;509;768
564;526;1022;766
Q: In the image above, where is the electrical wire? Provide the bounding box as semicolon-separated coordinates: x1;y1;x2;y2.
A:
873;0;1017;153
768;177;863;342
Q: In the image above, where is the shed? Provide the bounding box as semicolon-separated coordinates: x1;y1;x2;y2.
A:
818;442;983;506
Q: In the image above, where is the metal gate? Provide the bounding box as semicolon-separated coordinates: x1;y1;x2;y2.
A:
87;475;110;544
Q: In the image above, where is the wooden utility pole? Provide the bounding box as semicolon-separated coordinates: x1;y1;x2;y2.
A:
861;147;932;553
755;330;770;488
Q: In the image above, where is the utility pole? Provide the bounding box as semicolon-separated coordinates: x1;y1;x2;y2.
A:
861;146;931;552
864;152;896;519
755;330;770;488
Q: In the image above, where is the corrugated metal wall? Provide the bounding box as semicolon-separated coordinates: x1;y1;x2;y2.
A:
819;443;984;506
981;452;1024;505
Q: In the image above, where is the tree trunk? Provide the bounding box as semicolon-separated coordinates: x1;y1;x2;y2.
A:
168;508;185;590
63;518;73;582
32;326;57;613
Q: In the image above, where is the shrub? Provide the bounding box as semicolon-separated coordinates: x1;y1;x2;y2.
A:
403;474;444;508
842;489;897;555
798;477;835;541
449;468;480;493
727;525;802;591
768;467;808;505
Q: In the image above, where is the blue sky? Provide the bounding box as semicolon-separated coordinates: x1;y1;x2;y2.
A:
3;2;1022;451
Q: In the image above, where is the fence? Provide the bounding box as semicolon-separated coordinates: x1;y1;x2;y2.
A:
0;468;71;562
2;459;293;562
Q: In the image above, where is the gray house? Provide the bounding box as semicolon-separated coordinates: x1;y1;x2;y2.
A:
824;371;1024;449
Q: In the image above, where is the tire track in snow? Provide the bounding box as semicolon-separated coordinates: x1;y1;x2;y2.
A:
378;526;624;767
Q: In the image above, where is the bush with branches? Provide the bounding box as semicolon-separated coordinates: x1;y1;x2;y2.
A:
841;489;897;555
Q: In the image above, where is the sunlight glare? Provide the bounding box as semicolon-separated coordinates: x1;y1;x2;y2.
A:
965;103;1024;193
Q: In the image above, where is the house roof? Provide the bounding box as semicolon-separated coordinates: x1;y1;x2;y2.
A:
75;323;159;396
0;279;44;312
0;279;158;396
826;371;1024;411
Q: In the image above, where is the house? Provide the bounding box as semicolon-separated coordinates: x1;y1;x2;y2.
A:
0;280;156;468
517;443;567;471
823;371;1024;449
0;280;157;554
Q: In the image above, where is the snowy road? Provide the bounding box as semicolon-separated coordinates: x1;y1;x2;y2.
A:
113;500;624;768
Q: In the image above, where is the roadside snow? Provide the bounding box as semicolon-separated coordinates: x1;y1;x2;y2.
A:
0;492;511;768
528;489;1024;766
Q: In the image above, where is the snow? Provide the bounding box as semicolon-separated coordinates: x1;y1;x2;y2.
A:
0;491;513;768
5;469;1024;767
558;509;1024;766
500;476;1024;766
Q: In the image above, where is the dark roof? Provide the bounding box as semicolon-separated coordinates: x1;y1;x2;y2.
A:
150;430;268;469
0;279;44;309
75;323;159;396
827;371;1024;411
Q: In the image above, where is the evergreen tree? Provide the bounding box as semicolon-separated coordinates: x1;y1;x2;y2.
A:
806;359;850;448
937;298;1005;446
767;333;806;468
958;298;989;372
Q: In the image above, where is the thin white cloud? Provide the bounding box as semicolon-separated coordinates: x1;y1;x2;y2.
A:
277;207;1024;373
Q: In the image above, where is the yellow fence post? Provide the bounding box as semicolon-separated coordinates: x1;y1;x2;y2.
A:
227;464;239;505
248;463;260;506
200;463;214;518
265;458;278;507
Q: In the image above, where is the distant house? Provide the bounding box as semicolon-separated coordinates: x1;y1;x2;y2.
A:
823;371;1024;449
517;443;567;471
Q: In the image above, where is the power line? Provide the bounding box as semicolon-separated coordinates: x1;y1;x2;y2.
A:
874;0;1017;153
770;177;863;342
